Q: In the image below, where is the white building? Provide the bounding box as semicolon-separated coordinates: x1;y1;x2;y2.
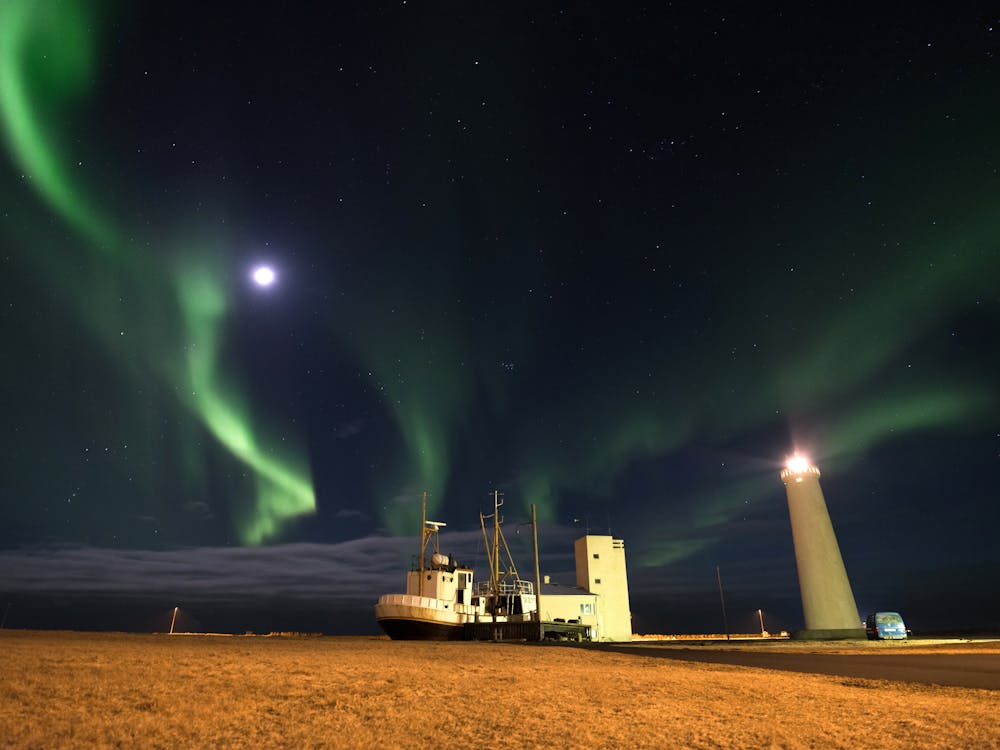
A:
539;535;632;642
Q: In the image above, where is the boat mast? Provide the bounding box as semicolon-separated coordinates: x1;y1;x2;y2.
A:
479;511;493;598
479;490;507;613
493;489;501;593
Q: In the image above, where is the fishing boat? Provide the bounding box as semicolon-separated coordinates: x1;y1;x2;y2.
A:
374;491;541;640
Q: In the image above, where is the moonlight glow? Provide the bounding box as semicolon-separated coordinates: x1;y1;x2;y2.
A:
252;266;276;287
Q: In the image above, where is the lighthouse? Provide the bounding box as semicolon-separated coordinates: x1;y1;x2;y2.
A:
781;455;866;639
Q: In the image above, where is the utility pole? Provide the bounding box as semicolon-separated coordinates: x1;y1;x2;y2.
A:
716;566;729;641
531;504;542;640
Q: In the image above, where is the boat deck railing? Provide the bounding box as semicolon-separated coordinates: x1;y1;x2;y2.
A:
474;579;534;597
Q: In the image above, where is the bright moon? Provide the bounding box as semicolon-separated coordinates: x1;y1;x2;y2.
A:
252;266;276;287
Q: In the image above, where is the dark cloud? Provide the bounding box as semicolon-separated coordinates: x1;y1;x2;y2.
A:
0;540;409;604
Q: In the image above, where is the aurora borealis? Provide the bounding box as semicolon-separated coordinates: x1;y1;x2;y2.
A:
1;2;998;634
0;0;315;548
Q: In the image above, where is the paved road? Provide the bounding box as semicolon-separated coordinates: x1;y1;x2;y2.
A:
583;644;1000;690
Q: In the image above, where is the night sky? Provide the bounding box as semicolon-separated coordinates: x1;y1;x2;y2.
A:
2;2;998;636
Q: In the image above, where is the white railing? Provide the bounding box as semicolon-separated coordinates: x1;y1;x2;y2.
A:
474;579;534;596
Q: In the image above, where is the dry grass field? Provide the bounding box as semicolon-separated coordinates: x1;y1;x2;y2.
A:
1;630;997;749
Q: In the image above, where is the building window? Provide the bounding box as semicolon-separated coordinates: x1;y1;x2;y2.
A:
594;578;601;585
580;603;594;615
593;553;600;559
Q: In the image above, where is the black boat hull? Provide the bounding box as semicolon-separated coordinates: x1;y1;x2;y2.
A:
377;617;466;641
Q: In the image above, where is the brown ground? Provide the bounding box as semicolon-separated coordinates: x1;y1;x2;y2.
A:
1;631;997;749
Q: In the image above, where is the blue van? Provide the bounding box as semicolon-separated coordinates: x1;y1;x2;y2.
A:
865;611;908;640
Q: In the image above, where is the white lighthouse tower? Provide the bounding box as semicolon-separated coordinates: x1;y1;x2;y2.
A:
781;454;865;639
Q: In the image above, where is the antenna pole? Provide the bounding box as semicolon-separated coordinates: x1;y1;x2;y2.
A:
418;491;427;597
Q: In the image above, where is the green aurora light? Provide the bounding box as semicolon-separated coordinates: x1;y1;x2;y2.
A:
0;0;315;544
2;2;996;567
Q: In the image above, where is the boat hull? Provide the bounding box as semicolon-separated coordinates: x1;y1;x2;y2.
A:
377;617;466;640
375;594;474;641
